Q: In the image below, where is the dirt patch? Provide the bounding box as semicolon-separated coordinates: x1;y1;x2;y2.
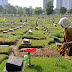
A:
17;48;59;58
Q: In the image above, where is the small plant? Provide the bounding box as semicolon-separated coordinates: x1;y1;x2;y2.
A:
24;48;37;67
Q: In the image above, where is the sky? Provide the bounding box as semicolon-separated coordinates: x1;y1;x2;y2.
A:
8;0;43;9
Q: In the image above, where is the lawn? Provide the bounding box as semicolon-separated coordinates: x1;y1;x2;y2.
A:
0;57;72;72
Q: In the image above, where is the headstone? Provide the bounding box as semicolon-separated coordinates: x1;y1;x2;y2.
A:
56;42;62;47
12;33;16;35
22;38;31;45
3;31;8;33
14;28;17;30
53;23;56;27
9;28;14;31
17;27;20;29
28;29;33;34
52;37;60;41
20;20;22;22
35;26;38;30
20;26;22;28
3;56;26;72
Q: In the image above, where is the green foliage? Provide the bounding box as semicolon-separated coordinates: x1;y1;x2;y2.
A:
45;1;54;15
34;7;43;15
59;7;67;14
25;8;32;15
16;7;24;15
3;4;16;14
1;17;4;22
67;9;72;14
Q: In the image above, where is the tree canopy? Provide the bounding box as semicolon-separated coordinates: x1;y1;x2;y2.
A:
59;7;67;14
3;4;16;14
16;7;24;15
34;7;42;15
24;8;32;16
67;9;72;14
45;1;54;15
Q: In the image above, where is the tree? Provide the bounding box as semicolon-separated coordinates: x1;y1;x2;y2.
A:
34;7;42;15
25;8;32;16
0;5;3;12
45;1;54;15
59;7;67;14
3;4;16;14
67;9;72;14
16;7;24;15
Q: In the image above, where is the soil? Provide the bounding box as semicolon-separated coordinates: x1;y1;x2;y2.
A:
9;41;59;58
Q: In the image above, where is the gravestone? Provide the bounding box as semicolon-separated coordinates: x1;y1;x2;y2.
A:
53;23;56;27
56;42;62;47
20;20;22;22
9;28;14;31
3;31;8;33
28;29;33;34
3;56;26;72
17;27;20;29
22;38;31;45
52;37;60;41
14;28;17;30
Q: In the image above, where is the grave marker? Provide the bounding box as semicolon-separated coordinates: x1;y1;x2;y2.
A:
3;56;26;72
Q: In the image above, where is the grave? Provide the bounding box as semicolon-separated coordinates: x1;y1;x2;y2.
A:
3;56;26;72
53;23;56;27
3;31;8;33
17;27;20;29
55;42;62;47
52;37;60;41
14;28;17;30
12;33;16;35
9;28;14;31
20;20;22;22
35;26;38;30
28;29;33;34
22;38;31;45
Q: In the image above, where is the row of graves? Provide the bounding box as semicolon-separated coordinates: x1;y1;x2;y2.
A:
2;20;28;35
0;19;28;71
40;24;62;47
0;18;63;72
2;20;33;71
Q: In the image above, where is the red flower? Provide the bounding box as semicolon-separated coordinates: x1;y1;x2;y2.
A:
25;48;37;53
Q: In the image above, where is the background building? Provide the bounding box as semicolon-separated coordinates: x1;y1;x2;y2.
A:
53;0;72;10
0;0;8;7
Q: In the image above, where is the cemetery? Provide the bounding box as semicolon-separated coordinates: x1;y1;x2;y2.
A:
0;14;72;72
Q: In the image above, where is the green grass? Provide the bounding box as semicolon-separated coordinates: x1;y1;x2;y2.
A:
0;46;12;55
0;54;8;64
0;57;72;72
